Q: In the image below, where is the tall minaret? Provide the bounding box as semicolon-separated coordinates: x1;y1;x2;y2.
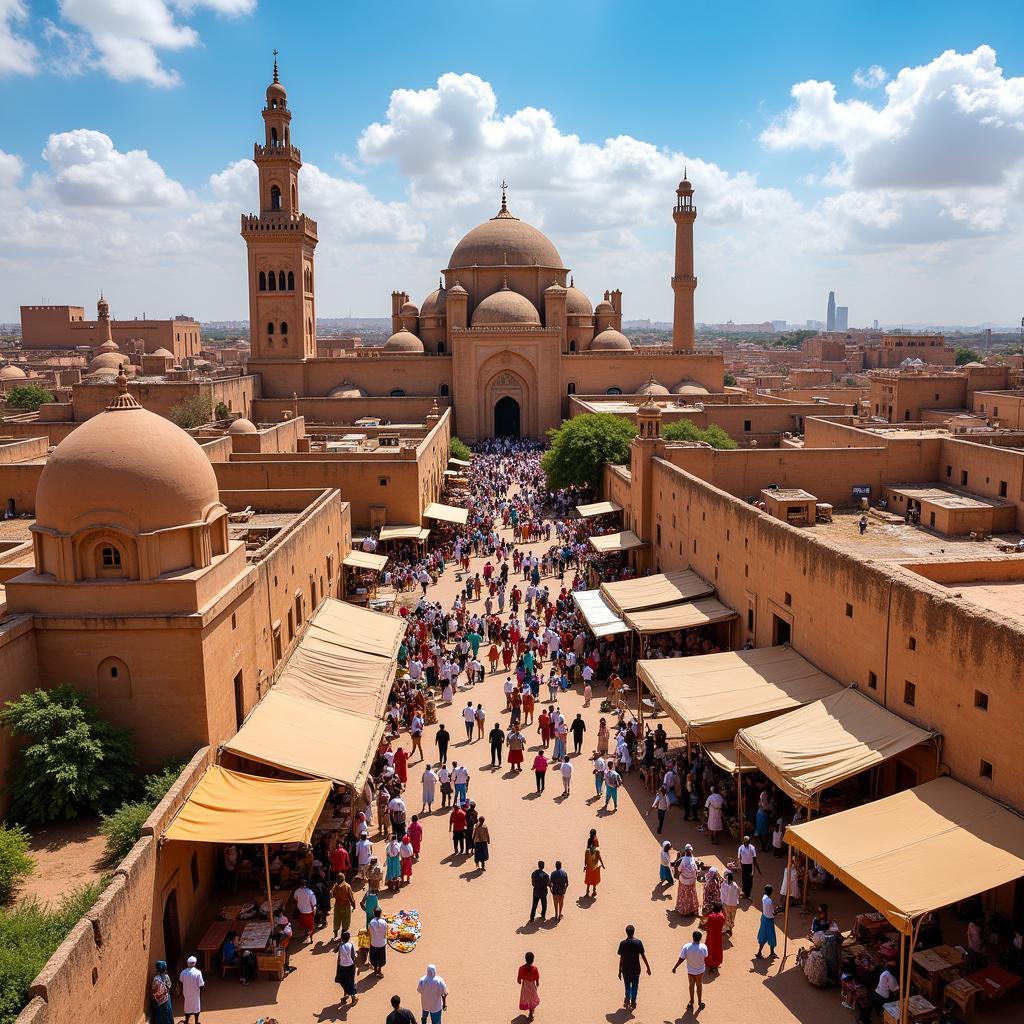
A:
241;53;318;361
671;172;697;352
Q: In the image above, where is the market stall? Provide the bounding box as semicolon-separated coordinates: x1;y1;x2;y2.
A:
378;524;431;545
343;549;389;603
600;568;714;615
588;529;647;555
783;777;1024;1023
572;588;630;638
576;500;623;518
423;501;469;526
625;596;736;636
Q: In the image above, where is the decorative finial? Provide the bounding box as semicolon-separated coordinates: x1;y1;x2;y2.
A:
570;275;574;287
117;365;127;392
684;165;687;179
500;179;508;213
272;49;279;83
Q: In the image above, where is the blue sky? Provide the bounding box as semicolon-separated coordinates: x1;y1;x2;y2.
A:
2;1;1024;325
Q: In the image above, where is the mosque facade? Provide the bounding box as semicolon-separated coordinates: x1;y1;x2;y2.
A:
243;64;724;440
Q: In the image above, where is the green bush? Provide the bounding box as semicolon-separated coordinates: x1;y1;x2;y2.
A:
99;801;151;862
448;437;472;462
0;884;102;1024
4;385;54;412
143;761;186;804
662;419;738;449
214;401;230;419
167;394;213;429
0;687;137;824
0;825;33;904
542;413;636;492
723;371;737;387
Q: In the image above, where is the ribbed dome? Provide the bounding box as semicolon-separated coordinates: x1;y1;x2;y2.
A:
88;352;131;375
383;328;425;353
227;417;257;435
590;328;632;351
399;301;419;316
672;379;710;396
98;338;120;354
565;286;593;316
449;205;562;270
36;394;222;536
328;381;367;398
471;286;541;327
421;287;446;316
0;365;27;380
594;300;614;314
637;376;670;396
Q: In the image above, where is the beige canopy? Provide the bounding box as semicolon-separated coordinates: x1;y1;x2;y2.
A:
572;589;630;637
576;501;623;518
703;740;758;775
626;596;736;635
305;598;405;662
448;457;472;467
636;646;843;743
786;777;1024;935
601;569;714;615
163;765;332;846
423;502;469;525
735;688;937;807
343;550;389;571
589;530;648;554
379;524;430;542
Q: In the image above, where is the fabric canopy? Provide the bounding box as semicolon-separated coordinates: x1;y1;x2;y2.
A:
786;777;1024;934
703;741;758;775
589;530;648;554
636;646;843;743
448;457;472;467
224;691;384;789
305;598;405;662
601;569;715;615
343;550;389;571
625;596;736;635
735;688;937;806
576;501;623;518
378;524;430;542
423;502;469;525
572;589;629;637
163;765;331;846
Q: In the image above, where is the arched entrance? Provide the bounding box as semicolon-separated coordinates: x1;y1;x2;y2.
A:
494;396;521;438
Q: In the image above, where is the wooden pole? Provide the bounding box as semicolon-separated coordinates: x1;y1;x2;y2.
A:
263;843;274;922
898;916;908;1024
736;747;744;837
781;842;794;965
800;804;814;911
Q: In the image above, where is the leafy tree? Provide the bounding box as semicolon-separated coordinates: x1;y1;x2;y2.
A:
954;347;982;366
214;401;230;420
542;413;636;492
662;419;738;449
99;760;185;863
723;371;737;387
0;826;33;904
0;687;137;824
142;760;186;804
167;394;213;429
4;385;54;412
448;437;472;462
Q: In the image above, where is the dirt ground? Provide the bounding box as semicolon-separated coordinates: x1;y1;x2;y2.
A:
19;815;107;906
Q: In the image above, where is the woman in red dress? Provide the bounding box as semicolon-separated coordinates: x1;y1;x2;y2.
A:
704;902;725;970
517;951;540;1020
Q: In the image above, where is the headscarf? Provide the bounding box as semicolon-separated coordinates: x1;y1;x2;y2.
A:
155;960;168;972
419;963;445;998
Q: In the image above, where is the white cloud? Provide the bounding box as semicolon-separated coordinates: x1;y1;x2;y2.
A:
0;0;36;75
853;64;887;90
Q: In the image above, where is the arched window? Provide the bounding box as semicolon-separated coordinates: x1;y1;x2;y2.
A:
270;185;281;211
267;322;274;335
440;384;449;397
567;382;576;395
258;271;266;291
606;386;622;395
270;98;277;109
267;271;276;291
568;340;576;352
280;322;288;335
101;546;121;568
389;389;406;397
291;183;296;208
270;127;278;145
437;341;446;355
287;271;294;291
93;542;125;579
98;657;131;698
278;270;286;291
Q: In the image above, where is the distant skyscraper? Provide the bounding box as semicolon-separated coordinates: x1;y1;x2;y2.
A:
836;306;849;331
826;291;836;332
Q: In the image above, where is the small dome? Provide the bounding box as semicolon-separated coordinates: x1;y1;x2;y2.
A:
399;301;419;316
637;376;670;396
35;390;223;536
267;80;287;103
594;300;614;314
383;328;425;353
565;285;593;316
672;379;710;396
545;280;566;294
328;381;368;398
639;396;662;415
448;280;467;296
88;352;131;375
421;287;446;316
471;286;541;327
151;347;174;359
590;328;632;351
0;365;27;380
97;338;120;354
227;417;257;435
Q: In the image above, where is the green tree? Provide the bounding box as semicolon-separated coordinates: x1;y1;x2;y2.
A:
0;826;33;904
214;401;230;420
661;419;738;448
4;385;54;412
448;437;472;462
0;687;137;824
723;371;737;387
167;394;213;429
99;760;185;863
541;413;636;492
954;347;982;366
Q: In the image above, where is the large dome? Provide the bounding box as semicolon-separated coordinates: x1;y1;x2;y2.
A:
449;202;562;270
590;328;632;351
0;365;27;380
36;388;222;536
420;287;446;317
329;381;367;398
471;285;541;326
88;352;130;375
383;328;424;353
565;285;593;316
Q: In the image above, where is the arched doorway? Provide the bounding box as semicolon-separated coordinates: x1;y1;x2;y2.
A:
162;889;181;971
494;396;521;438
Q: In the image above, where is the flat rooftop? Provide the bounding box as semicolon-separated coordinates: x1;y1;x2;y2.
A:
227;510;302;559
888;484;1014;510
937;579;1024;625
764;488;816;501
0;518;34;543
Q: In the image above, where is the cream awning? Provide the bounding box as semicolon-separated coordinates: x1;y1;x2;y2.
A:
379;524;430;542
443;469;460;476
448;457;472;467
343;550;389;571
735;688;937;807
589;530;648;554
423;502;469;525
304;598;405;662
626;596;736;635
601;569;715;614
163;765;331;846
636;646;843;743
572;589;630;637
576;501;623;518
786;778;1024;935
702;741;758;775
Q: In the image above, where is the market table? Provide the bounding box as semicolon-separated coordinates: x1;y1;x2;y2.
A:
196;920;234;971
237;921;273;952
966;964;1022;1002
882;994;938;1023
912;948;962;1000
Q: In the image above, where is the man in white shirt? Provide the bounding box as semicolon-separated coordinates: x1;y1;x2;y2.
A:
452;763;470;805
462;701;476;741
737;835;760;900
367;907;389;977
355;833;372;878
581;663;594;688
293;880;317;942
558;757;573;796
719;871;740;935
672;930;708;1010
417;964;449;1023
873;962;900;1015
180;955;204;1023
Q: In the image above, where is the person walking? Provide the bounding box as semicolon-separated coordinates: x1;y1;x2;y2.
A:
675;845;699;917
584;835;605;898
475;702;486;740
489;721;506;768
532;750;548;794
701;865;723;921
649;786;670;835
385;994;416;1024
673;930;708;1011
462;701;476;742
435;723;450;764
617;924;652;1011
530;861;550;921
472;816;491;870
517;952;541;1021
416;964;449;1024
658;841;674;887
179;956;204;1024
737;835;760;900
408;815;423;860
421;764;438;813
385;836;402;892
592;756;606;799
720;871;740;936
705;786;725;844
150;960;174;1024
335;930;358;1006
558;756;573;796
368;906;388;977
704;902;725;972
449;802;467;856
570;713;586;755
756;884;778;959
452;762;470;805
293;878;317;942
410;712;424;762
507;727;525;773
603;763;621;811
388;793;407;839
331;873;356;940
549;860;568;920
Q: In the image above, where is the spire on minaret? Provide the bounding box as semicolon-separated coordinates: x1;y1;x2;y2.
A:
272;49;279;83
